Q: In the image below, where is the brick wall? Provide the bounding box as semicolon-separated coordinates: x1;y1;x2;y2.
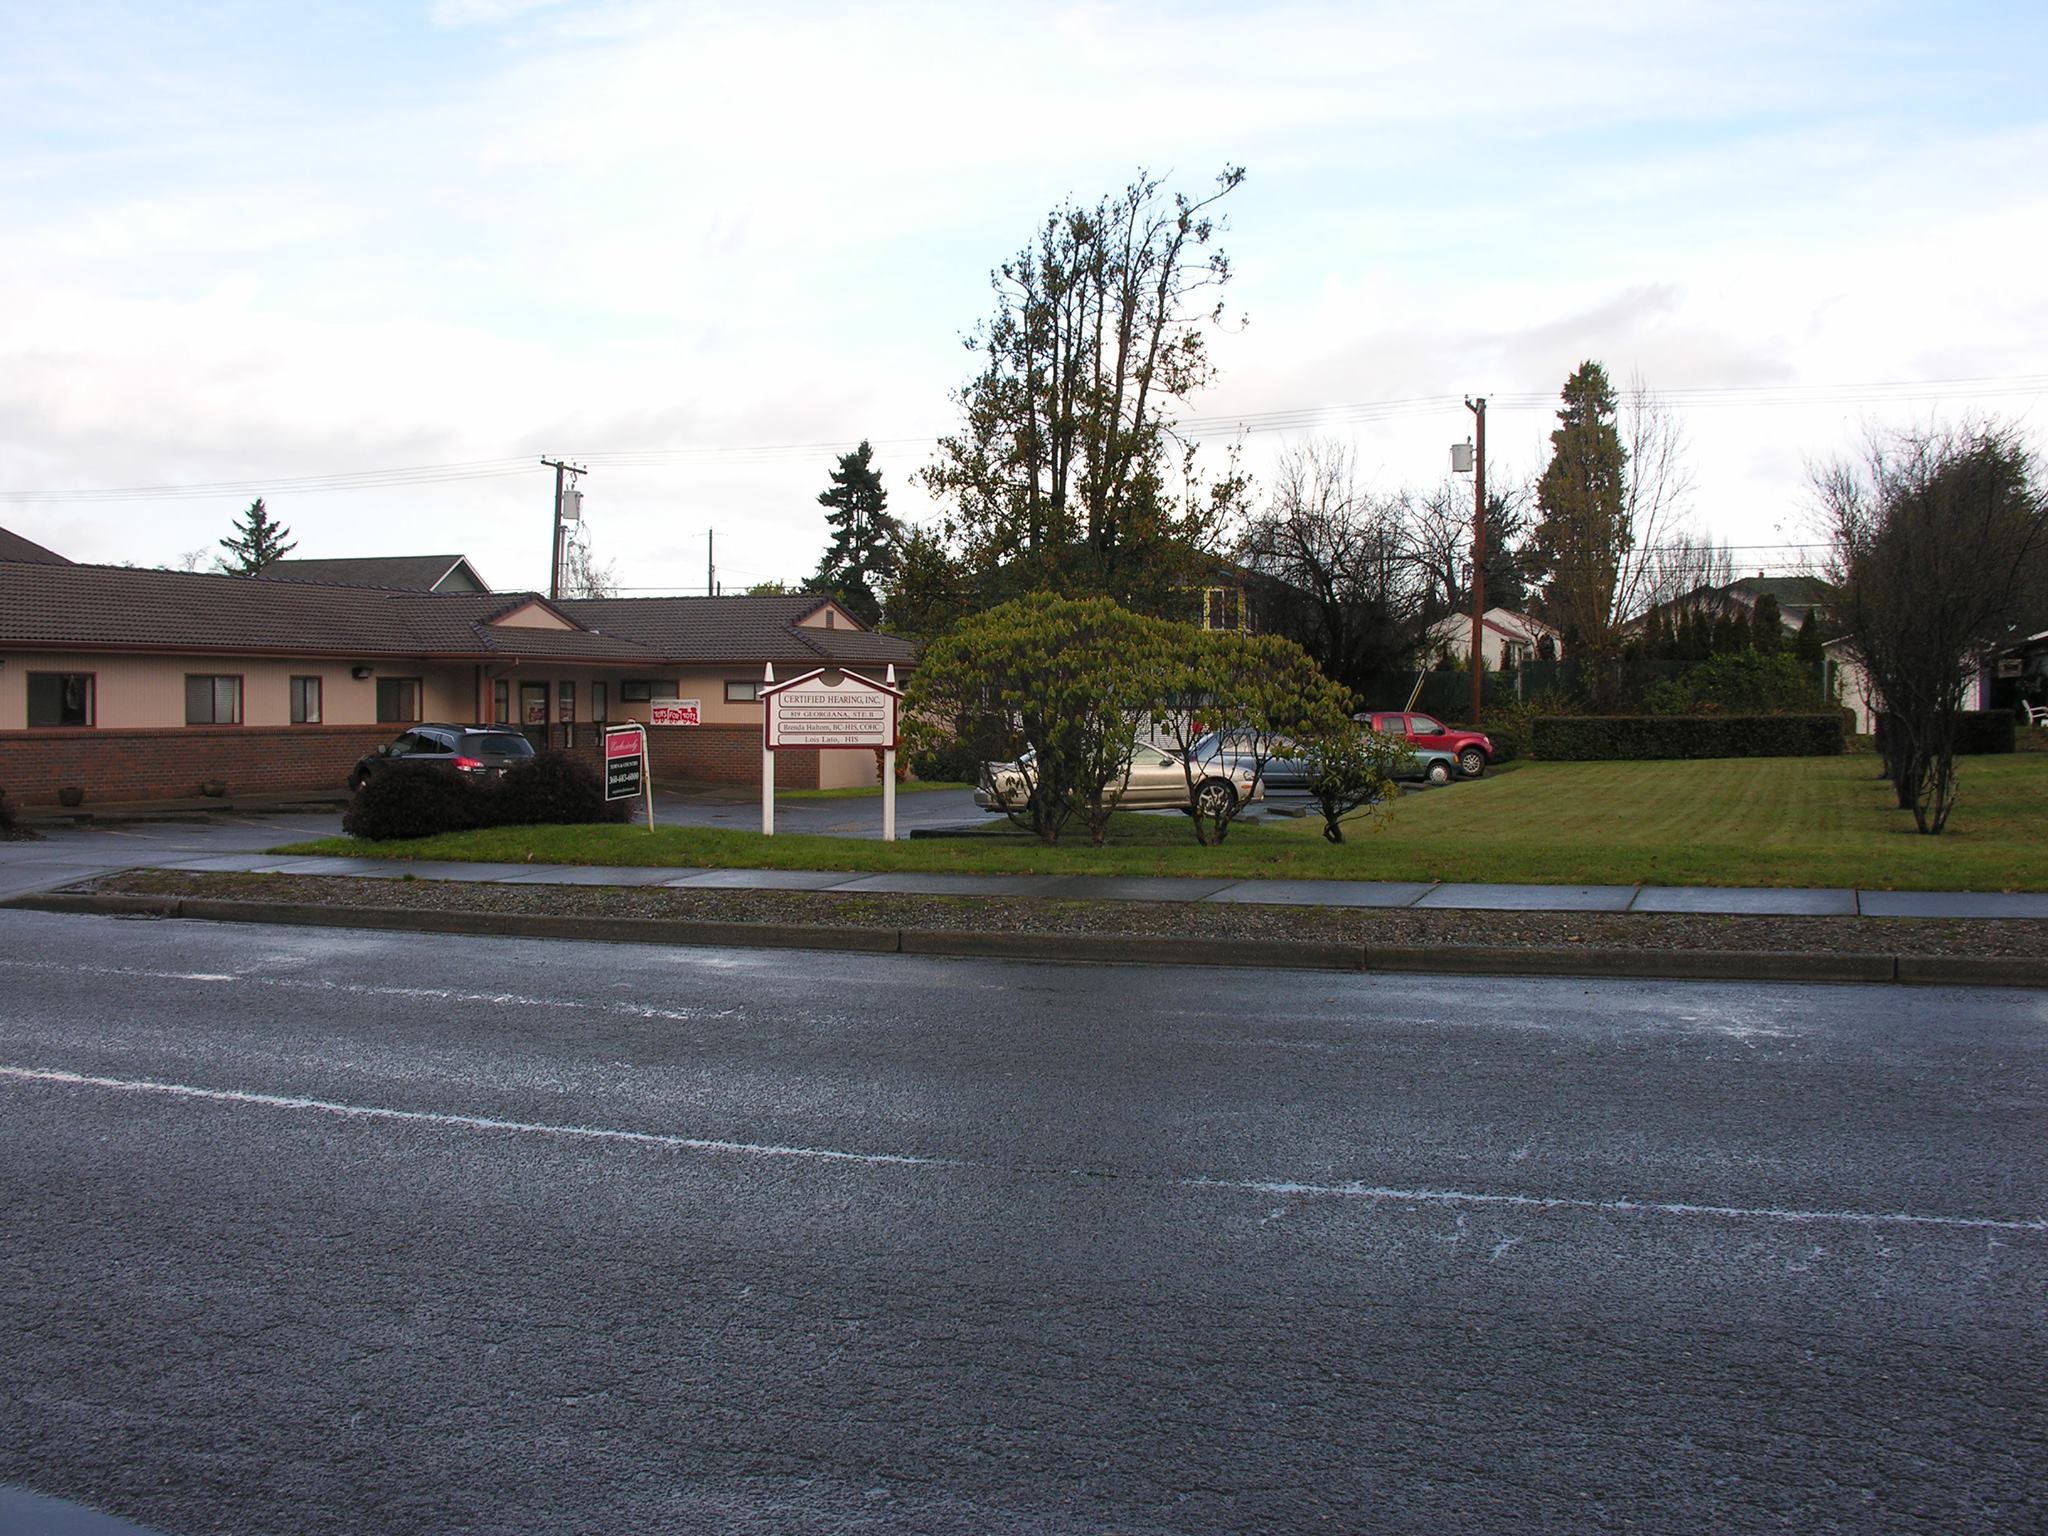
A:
641;724;821;790
0;725;397;807
0;722;832;808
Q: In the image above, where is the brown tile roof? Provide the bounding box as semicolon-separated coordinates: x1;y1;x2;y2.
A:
0;562;916;671
558;595;918;670
0;526;73;564
261;555;488;591
0;561;657;663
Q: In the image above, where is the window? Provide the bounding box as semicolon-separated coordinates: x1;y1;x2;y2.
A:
493;679;510;725
185;675;243;725
558;680;576;721
591;683;608;724
290;676;322;725
376;677;423;723
619;680;677;702
26;672;94;727
725;680;762;703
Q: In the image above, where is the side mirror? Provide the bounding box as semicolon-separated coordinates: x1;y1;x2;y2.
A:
377;744;393;757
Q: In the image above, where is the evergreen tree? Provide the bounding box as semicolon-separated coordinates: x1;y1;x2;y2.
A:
1752;592;1784;655
1529;362;1629;663
809;441;900;627
1794;607;1825;665
217;497;296;573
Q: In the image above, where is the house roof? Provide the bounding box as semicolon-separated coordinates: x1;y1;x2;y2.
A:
260;554;488;592
0;526;73;565
557;595;918;671
0;561;657;663
0;560;916;671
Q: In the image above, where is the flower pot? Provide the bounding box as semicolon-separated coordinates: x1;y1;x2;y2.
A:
57;786;84;808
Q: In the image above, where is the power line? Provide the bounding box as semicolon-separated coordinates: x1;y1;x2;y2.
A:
5;372;2044;506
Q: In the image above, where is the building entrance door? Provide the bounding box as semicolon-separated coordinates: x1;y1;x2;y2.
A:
519;682;549;751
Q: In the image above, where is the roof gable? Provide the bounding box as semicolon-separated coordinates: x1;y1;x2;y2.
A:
0;526;73;565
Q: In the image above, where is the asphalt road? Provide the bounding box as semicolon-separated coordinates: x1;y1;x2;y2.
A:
1;910;2042;1535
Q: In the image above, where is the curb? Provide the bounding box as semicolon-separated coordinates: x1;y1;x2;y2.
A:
9;889;2047;989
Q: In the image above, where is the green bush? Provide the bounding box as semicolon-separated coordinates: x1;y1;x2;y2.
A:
909;735;984;785
1641;652;1830;716
492;752;628;826
1531;714;1846;761
1477;701;1529;764
342;762;487;841
343;752;625;841
1875;710;2017;757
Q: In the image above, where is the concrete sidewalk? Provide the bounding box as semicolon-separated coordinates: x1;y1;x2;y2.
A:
97;849;2048;919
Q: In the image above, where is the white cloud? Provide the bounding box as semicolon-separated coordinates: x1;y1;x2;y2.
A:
2;1;2045;591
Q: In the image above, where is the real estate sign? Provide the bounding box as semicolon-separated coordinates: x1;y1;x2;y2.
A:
649;699;700;726
603;723;646;802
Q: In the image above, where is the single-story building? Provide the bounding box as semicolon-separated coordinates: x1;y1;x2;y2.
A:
1426;608;1563;669
0;552;916;807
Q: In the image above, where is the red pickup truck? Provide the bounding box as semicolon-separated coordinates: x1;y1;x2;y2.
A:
1360;711;1494;778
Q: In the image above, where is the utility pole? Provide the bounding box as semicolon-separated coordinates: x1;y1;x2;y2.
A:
707;529;716;597
541;457;586;601
1464;397;1487;726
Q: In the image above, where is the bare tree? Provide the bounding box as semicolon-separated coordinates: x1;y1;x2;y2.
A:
1815;419;2047;833
559;528;618;599
1407;475;1534;620
1611;375;1700;622
1239;439;1425;690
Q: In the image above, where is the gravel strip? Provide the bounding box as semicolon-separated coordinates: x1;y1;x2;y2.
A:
84;869;2048;959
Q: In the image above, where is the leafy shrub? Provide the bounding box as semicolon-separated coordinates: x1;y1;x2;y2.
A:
1875;710;2016;757
1641;652;1830;716
342;752;625;841
1531;714;1845;761
492;751;628;826
0;790;16;839
1477;701;1530;764
1300;725;1408;843
342;762;487;841
908;734;984;785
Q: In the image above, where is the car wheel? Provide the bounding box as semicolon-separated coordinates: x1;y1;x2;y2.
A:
1194;778;1238;817
1425;760;1452;786
1458;747;1487;778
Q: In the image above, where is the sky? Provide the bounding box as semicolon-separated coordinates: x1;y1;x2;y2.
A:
3;1;2045;598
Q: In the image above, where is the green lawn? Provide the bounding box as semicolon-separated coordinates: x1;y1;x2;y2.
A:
280;755;2048;890
775;780;968;800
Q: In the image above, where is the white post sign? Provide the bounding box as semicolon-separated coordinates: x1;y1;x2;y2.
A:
759;665;903;838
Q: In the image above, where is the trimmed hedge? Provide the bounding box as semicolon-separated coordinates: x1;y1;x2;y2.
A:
1875;710;2017;757
343;752;626;841
1531;714;1845;761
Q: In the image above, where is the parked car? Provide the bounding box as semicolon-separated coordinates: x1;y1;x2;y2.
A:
1358;710;1494;778
348;724;536;792
975;746;1261;818
1387;744;1458;785
1188;731;1312;793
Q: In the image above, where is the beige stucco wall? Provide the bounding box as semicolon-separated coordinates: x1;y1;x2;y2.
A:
1;654;474;729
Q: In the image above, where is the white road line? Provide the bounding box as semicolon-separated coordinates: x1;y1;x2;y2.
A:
1191;1176;2048;1235
0;958;732;1024
0;1066;956;1170
4;1062;2044;1236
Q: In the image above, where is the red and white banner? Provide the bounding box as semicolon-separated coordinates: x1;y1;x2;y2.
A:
650;699;700;727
